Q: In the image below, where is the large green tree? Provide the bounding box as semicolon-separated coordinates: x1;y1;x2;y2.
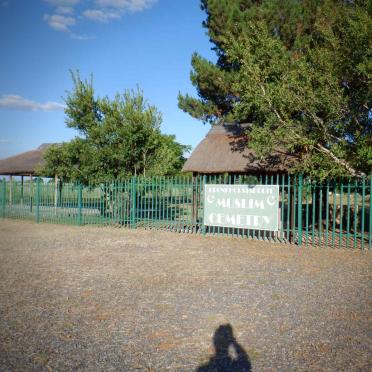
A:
41;72;189;183
178;0;371;178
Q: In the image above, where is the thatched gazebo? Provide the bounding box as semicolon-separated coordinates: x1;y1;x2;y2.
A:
0;144;53;205
0;144;51;177
182;123;298;176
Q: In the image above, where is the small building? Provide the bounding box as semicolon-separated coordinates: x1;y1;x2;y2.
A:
0;144;53;205
0;144;52;178
182;123;298;176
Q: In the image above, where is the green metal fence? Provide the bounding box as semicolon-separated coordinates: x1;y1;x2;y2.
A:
0;175;370;249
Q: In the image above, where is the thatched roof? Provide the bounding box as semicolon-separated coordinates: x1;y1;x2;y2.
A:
0;144;52;176
182;124;298;174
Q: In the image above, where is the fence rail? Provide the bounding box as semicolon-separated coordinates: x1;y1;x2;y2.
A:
1;175;370;249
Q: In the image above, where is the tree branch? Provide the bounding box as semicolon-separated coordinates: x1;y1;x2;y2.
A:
314;143;364;177
258;85;364;177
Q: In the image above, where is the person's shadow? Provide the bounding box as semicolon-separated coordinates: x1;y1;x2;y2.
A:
196;324;251;372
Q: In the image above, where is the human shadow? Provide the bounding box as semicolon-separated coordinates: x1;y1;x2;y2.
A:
196;324;251;372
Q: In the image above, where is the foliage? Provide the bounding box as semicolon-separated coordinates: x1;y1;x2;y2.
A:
41;72;190;183
178;0;371;179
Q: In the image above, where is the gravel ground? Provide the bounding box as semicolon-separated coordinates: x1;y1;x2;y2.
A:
0;219;371;371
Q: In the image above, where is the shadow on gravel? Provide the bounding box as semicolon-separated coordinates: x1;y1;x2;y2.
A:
196;324;251;372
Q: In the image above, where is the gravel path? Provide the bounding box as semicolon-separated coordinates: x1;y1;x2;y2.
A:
0;219;371;371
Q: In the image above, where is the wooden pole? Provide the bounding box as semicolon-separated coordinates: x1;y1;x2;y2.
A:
21;175;24;206
30;174;33;212
59;179;63;210
9;175;12;206
191;174;196;229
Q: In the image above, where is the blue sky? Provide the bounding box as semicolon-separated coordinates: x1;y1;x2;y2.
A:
0;0;215;158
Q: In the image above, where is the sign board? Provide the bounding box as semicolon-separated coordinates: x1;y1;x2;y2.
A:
204;184;279;231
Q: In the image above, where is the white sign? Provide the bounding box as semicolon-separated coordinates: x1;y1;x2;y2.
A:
204;184;279;231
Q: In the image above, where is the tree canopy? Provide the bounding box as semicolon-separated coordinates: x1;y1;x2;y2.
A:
178;0;371;178
41;72;189;183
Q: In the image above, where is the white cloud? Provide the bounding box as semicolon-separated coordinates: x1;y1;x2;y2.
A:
96;0;157;11
44;13;89;40
83;9;121;22
44;13;76;32
44;0;80;5
70;33;93;40
55;6;75;14
0;95;65;112
44;0;157;38
83;0;156;23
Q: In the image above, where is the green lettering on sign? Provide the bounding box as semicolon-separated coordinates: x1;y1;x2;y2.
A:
204;184;279;231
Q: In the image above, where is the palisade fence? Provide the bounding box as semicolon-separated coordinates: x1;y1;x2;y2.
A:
0;174;371;249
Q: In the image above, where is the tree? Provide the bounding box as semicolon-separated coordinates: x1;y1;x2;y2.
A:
178;0;371;178
41;72;189;183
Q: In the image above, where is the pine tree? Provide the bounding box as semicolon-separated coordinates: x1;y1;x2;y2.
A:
178;0;371;178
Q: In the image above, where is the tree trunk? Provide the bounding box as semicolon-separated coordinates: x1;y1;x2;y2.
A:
54;174;58;215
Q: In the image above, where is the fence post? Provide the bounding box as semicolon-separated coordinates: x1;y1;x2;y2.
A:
78;182;83;226
361;176;366;250
369;176;371;250
2;179;6;218
131;176;137;229
297;174;303;246
36;178;40;223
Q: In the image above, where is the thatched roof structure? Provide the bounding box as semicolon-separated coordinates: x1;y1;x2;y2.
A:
182;124;298;174
0;144;52;176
